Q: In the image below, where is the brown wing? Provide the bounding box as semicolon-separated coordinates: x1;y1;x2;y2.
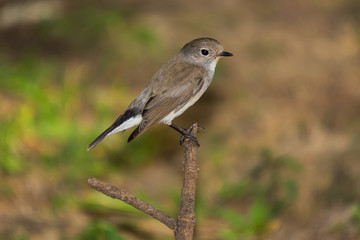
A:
128;61;206;142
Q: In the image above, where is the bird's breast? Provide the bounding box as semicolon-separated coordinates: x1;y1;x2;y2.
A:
160;75;212;125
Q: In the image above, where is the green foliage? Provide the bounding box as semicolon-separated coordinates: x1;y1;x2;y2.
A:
0;0;160;225
77;221;125;240
217;148;301;239
0;2;165;236
11;236;28;240
219;200;273;239
352;204;360;228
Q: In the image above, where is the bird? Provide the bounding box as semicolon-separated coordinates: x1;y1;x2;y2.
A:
88;37;233;150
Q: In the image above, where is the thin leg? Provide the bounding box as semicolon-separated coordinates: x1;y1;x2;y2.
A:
169;123;200;147
169;124;188;135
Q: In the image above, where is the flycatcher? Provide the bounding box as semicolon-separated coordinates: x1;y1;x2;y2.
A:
88;37;233;150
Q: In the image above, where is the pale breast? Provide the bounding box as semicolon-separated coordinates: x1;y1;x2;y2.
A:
160;70;215;125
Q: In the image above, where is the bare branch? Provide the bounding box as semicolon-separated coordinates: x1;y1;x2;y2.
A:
174;122;199;240
88;122;200;240
88;177;177;231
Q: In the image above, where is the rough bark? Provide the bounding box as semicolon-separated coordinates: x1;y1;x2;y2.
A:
88;123;200;240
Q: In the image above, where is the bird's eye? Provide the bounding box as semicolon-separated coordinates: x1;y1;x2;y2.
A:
201;49;209;56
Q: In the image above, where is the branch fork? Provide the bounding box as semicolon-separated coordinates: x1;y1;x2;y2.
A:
88;123;200;240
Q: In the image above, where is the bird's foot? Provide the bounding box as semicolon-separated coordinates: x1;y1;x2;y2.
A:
169;122;203;147
180;122;202;147
180;134;200;147
187;122;205;134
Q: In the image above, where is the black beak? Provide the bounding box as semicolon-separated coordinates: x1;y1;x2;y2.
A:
219;51;233;57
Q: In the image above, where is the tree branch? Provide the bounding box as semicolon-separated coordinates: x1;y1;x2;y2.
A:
175;123;199;239
88;122;200;240
88;177;177;231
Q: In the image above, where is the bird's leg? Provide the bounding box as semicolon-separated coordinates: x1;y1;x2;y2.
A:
169;124;188;135
169;123;201;147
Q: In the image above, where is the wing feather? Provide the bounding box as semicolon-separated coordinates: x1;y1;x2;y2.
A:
127;61;206;141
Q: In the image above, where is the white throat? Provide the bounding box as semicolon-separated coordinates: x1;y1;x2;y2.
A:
207;59;217;77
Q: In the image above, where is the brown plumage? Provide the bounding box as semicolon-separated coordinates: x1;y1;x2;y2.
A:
88;38;232;150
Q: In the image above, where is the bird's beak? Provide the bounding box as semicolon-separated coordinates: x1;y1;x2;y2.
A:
219;51;233;57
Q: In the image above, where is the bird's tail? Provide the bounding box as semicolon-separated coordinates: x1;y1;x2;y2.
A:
87;126;114;151
87;109;141;151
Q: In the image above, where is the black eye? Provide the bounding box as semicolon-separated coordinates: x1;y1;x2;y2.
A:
201;49;209;56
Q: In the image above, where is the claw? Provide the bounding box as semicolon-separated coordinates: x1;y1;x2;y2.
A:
197;126;205;130
180;134;200;147
169;123;201;147
187;123;205;134
197;126;205;133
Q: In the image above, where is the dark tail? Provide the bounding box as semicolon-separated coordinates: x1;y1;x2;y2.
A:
87;126;114;151
87;109;139;151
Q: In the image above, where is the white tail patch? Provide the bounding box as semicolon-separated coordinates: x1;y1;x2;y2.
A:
109;115;142;135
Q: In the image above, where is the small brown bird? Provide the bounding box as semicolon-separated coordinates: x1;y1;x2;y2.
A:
88;37;232;150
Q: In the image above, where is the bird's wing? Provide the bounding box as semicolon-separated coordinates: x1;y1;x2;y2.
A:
128;62;206;142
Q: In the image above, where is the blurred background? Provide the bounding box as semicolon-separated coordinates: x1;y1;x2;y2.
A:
1;0;360;239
